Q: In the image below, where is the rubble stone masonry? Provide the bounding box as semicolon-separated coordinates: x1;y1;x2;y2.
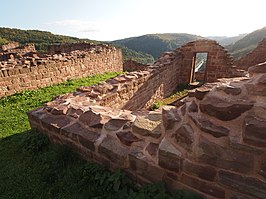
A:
0;43;123;97
28;61;266;199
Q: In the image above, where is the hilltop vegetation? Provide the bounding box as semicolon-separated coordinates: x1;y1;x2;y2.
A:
0;27;96;51
226;27;266;58
0;27;153;64
111;33;203;58
208;34;247;46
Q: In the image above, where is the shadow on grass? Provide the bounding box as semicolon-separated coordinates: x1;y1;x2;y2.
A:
0;130;201;199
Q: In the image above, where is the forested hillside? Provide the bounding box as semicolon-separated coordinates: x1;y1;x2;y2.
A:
226;27;266;58
0;27;153;64
111;33;203;58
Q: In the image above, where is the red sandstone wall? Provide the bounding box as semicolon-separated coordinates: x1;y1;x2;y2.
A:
123;60;149;71
28;62;266;199
234;38;266;69
0;47;122;97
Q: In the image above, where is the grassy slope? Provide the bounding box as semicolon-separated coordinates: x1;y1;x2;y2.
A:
0;73;199;199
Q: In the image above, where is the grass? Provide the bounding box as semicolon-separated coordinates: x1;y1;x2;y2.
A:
151;84;190;110
0;73;200;198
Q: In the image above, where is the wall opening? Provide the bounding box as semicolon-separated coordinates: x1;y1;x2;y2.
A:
190;52;208;84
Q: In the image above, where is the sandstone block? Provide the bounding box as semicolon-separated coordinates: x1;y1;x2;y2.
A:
188;100;198;113
162;106;181;130
132;115;162;138
158;138;183;172
129;149;164;182
98;135;128;167
104;118;130;131
116;131;142;146
243;116;266;148
61;122;100;151
197;137;254;173
41;114;73;134
79;109;111;129
190;114;229;138
174;124;194;152
218;170;266;199
183;160;216;181
199;97;253;121
181;173;225;198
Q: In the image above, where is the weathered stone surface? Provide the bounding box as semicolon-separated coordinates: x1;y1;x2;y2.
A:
198;137;254;173
248;62;266;75
159;138;183;172
259;159;266;179
200;97;253;121
79;109;111;128
245;83;266;96
194;87;211;100
104;118;129;131
129;149;164;182
219;85;242;95
116;131;141;146
162;106;181;130
174;124;194;152
132;115;162;138
218;170;266;199
243;116;266;148
181;173;225;198
61;122;100;151
190;114;229;138
41;114;73;133
188;101;198;113
50;104;69;115
258;74;266;84
146;143;159;157
98;135;128;167
183;160;216;181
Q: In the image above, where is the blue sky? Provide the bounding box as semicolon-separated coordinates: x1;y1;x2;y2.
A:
1;0;266;41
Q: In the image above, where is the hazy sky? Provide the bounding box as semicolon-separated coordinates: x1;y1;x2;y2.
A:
1;0;266;41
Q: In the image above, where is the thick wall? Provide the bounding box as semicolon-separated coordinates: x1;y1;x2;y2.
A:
28;62;266;199
234;38;266;70
0;45;122;97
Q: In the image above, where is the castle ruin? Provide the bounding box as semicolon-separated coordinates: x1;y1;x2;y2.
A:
25;39;266;199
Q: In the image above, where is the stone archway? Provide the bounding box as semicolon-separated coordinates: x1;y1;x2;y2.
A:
178;40;234;83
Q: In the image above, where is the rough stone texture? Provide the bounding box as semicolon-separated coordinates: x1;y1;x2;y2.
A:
243;116;266;148
132;114;162;138
174;124;194;152
190;114;230;138
0;42;122;98
218;170;266;199
183;160;217;181
98;135;128;167
199;96;253;121
158;138;183;172
198;137;254;173
27;41;266;199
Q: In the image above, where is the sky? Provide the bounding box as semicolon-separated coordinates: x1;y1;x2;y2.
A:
1;0;266;41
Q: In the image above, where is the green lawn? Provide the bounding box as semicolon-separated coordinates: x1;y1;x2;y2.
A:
0;72;200;199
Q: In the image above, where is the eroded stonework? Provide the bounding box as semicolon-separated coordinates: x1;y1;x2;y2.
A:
28;60;266;198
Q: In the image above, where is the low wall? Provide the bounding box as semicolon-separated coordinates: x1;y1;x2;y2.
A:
28;62;266;199
0;45;122;97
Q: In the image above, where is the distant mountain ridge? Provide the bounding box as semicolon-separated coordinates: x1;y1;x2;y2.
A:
208;34;247;46
226;27;266;58
0;27;153;64
111;33;203;58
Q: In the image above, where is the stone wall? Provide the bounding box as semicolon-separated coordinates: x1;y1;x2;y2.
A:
28;62;266;199
234;38;266;70
123;60;150;71
0;43;122;97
